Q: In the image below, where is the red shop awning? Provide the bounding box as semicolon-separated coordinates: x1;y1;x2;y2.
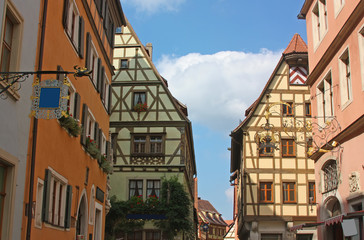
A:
325;215;344;226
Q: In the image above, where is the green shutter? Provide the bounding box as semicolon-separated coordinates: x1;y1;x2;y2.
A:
108;85;112;115
62;0;69;30
96;58;102;93
94;122;100;149
78;16;85;59
42;169;51;222
64;185;72;228
85;32;91;70
99;66;105;101
74;92;81;120
80;104;88;146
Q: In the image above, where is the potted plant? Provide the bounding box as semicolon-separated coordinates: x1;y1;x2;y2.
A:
99;154;113;174
59;113;81;137
86;136;101;159
133;103;148;112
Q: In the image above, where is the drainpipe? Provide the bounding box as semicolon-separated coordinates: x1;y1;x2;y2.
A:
26;0;48;239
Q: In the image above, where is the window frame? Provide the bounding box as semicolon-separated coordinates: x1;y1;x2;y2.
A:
131;134;165;156
120;59;129;69
321;160;338;193
339;48;353;109
281;139;296;157
146;180;161;198
259;182;274;203
316;71;334;125
129;180;143;199
133;92;147;107
305;102;311;117
308;182;316;204
86;109;96;140
282;102;294;117
282;182;296;203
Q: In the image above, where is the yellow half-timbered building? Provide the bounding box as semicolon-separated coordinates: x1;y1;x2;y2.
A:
230;34;317;240
109;18;197;240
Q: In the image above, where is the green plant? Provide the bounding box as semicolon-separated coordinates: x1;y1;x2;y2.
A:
86;136;101;159
100;157;113;174
59;115;81;137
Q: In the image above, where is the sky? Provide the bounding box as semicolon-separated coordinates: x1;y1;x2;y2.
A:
120;0;307;220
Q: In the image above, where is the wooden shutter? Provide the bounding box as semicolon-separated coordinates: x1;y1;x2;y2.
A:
96;58;102;93
62;0;69;30
57;65;65;82
85;32;91;70
81;104;88;146
78;16;85;59
98;129;103;153
64;185;72;228
42;169;52;222
99;66;105;101
106;141;110;160
74;92;81;120
94;122;100;149
108;85;112;115
103;2;108;27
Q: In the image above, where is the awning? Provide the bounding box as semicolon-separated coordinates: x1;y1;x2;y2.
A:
290;222;324;232
325;215;344;226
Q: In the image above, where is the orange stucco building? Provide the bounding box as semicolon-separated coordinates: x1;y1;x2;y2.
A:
21;0;125;239
299;0;364;239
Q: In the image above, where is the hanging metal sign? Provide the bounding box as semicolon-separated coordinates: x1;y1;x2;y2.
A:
30;77;70;119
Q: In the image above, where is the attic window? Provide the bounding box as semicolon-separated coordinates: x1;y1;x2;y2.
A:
120;59;128;69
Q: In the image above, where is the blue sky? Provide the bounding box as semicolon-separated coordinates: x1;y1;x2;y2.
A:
120;0;307;220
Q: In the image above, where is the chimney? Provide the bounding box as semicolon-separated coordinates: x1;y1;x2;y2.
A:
145;43;153;60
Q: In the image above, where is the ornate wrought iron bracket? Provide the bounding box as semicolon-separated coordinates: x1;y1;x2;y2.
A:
0;66;91;99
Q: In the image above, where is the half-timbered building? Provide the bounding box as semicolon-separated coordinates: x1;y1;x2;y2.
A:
230;34;317;240
109;18;197;240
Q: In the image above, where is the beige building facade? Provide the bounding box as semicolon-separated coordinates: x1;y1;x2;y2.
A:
230;34;317;240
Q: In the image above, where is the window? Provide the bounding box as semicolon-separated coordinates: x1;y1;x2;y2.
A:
260;182;273;203
89;43;99;86
133;92;146;106
259;137;274;156
86;110;96;140
334;0;344;16
1;16;13;72
120;59;129;69
0;164;7;234
322;160;338;193
261;233;282;240
147;180;160;197
94;0;103;16
317;72;334;124
43;168;72;228
63;0;84;57
146;231;161;240
127;231;142;240
339;49;352;106
103;6;115;46
129;180;143;199
309;182;316;203
297;234;313;240
312;0;328;45
282;102;294;116
132;135;164;155
359;26;364;89
281;139;295;157
283;182;296;203
101;73;110;110
0;4;22;99
35;179;44;228
305;103;311;117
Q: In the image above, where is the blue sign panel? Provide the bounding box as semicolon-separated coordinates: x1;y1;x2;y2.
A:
39;88;61;108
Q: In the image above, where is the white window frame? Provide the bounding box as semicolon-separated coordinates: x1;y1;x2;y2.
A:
66;0;80;50
334;0;345;17
102;73;110;109
35;178;44;229
358;25;364;91
86;109;96;140
89;185;95;225
312;0;328;49
338;48;353;109
93;202;103;240
316;70;334;126
101;133;106;156
47;167;68;227
67;79;76;118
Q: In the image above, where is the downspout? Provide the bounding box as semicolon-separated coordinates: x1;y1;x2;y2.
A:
26;0;48;239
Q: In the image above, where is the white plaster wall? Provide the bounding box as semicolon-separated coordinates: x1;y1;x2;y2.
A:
0;0;40;239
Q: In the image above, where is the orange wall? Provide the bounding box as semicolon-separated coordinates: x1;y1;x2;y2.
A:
22;0;113;239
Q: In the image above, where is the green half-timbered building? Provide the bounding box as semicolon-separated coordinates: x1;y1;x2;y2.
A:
109;18;197;240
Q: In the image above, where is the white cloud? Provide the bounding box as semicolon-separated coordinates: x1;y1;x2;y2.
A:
156;49;282;134
121;0;185;14
225;187;234;202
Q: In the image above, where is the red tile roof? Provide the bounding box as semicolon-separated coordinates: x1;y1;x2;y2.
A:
198;199;227;226
283;33;307;55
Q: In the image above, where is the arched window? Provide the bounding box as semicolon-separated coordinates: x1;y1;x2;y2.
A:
322;160;338;192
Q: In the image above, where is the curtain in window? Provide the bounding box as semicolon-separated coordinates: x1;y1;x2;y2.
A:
134;93;145;104
129;181;136;198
